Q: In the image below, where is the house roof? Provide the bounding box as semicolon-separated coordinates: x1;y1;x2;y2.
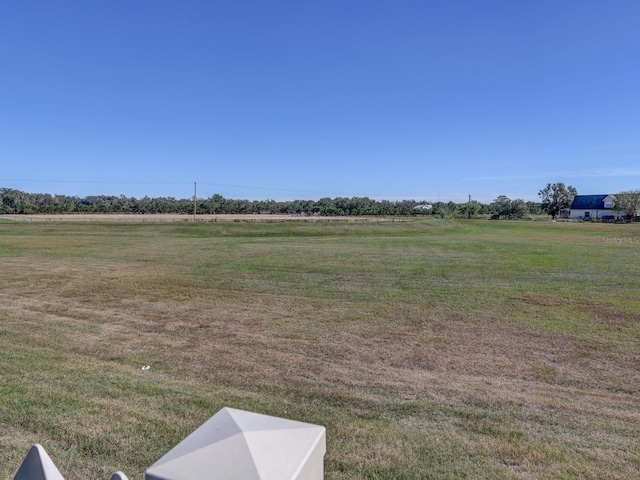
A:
569;195;614;210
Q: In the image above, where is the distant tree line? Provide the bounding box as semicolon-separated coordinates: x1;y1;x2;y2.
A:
0;188;543;218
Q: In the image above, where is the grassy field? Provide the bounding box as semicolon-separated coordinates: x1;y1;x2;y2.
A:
0;218;638;479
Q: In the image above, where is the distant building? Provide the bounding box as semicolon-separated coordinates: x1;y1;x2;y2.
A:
413;204;432;211
560;194;625;220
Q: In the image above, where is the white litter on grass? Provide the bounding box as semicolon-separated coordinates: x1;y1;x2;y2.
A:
142;365;151;371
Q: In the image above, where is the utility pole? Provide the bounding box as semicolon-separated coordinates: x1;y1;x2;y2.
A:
193;182;197;222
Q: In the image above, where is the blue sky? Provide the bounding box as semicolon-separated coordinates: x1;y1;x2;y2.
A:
1;1;639;203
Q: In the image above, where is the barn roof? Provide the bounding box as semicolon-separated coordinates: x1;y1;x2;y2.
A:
569;195;613;210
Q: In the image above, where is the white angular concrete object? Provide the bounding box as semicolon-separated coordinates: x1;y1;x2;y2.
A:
14;444;65;480
145;407;326;480
109;472;129;480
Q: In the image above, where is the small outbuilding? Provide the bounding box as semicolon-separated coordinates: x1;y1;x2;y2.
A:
413;204;432;211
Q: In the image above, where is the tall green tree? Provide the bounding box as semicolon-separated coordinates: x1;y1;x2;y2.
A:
455;201;481;219
491;195;529;219
538;183;577;219
614;190;640;221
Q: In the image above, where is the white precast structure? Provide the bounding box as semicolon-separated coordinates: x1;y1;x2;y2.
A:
145;407;326;480
12;408;325;480
13;445;65;480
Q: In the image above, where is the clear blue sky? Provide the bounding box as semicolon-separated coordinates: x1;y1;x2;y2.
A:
2;1;639;203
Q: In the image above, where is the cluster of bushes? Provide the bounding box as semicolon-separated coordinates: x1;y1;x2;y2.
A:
0;188;541;218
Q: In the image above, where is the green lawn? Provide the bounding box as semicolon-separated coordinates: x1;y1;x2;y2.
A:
1;219;639;479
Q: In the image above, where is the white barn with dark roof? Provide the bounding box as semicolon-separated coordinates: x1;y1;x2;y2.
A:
561;194;625;220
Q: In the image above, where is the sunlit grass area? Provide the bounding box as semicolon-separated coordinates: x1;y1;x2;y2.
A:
1;219;639;479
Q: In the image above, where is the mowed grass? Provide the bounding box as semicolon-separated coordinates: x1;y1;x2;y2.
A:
0;219;639;479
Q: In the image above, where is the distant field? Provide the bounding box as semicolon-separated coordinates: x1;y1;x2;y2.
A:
0;219;638;479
